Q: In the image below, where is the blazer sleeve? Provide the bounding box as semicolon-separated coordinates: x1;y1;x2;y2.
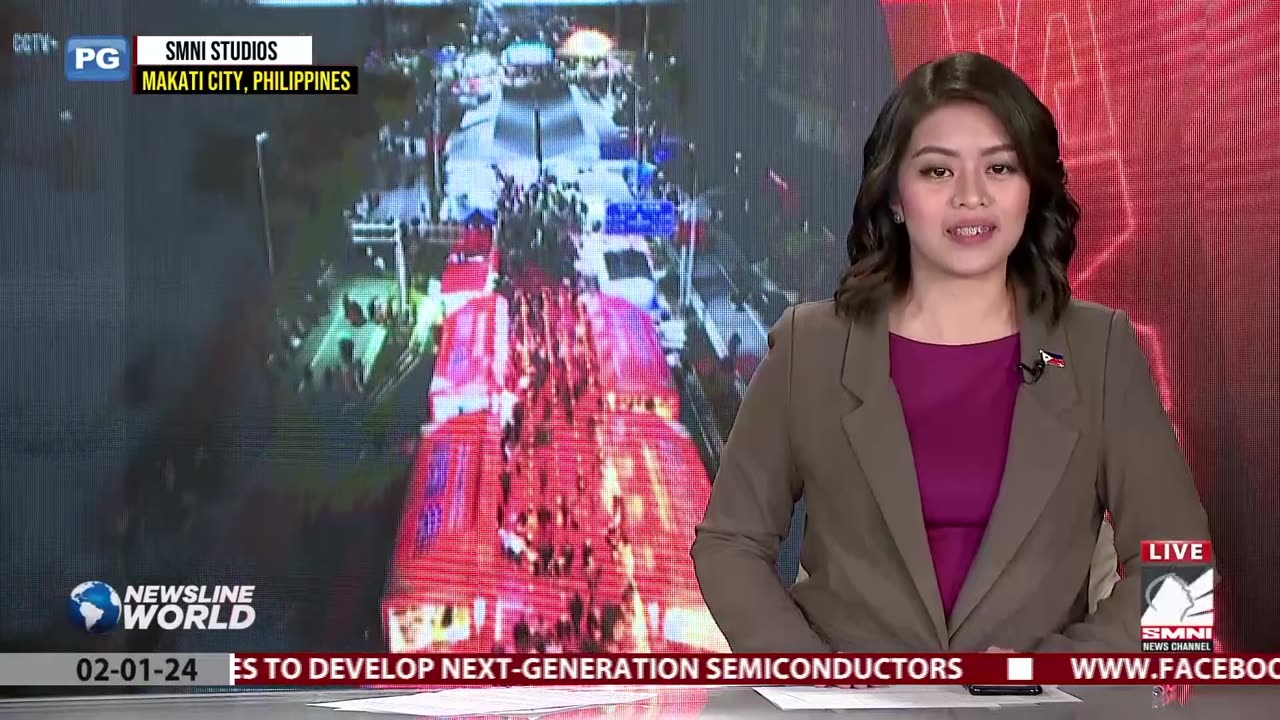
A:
1033;310;1212;652
690;306;832;652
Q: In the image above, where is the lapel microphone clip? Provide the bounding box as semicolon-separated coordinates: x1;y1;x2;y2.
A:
1017;357;1046;385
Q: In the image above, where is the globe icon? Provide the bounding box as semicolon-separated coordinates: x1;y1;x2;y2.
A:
67;581;122;633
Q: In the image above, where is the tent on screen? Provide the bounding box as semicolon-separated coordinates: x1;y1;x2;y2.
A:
440;249;500;312
597;411;725;652
429;294;509;422
452;225;495;257
384;411;503;653
463;207;496;229
581;293;678;418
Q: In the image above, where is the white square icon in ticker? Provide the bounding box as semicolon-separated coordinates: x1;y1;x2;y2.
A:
1006;657;1035;682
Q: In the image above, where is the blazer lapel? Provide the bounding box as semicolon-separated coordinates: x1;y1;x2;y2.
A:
947;293;1081;638
840;308;950;649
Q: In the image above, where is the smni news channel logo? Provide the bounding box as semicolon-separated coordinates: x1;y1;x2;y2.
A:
65;36;130;82
67;582;256;634
1140;540;1214;653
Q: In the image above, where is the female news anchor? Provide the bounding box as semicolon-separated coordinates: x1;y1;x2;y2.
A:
691;52;1210;653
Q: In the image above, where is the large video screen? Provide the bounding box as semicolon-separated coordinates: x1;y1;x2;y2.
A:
2;0;1277;670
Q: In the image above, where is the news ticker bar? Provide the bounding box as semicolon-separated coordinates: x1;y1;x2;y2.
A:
132;66;358;95
4;653;1280;687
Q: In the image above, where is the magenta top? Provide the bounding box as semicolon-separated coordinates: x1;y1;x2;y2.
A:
889;332;1021;618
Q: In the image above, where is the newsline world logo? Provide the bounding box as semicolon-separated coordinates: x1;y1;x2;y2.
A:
67;582;256;634
1140;540;1213;653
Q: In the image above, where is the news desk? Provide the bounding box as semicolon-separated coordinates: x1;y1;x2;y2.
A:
1;686;1277;719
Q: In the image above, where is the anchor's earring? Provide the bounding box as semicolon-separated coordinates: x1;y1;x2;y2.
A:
892;211;904;223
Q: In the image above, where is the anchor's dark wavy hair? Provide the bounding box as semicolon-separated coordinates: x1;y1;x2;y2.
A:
834;52;1080;324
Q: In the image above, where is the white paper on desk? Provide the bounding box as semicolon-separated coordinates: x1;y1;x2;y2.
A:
754;685;1080;710
311;688;654;717
985;686;1079;706
316;697;582;717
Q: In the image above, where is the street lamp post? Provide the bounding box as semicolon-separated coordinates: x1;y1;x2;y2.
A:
433;76;444;217
393;231;408;316
632;4;650;194
681;142;698;311
255;131;275;277
534;89;544;180
631;85;641;195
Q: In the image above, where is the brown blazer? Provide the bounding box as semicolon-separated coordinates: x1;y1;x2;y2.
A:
691;293;1210;652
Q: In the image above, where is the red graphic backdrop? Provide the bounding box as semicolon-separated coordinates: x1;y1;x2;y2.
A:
880;0;1280;651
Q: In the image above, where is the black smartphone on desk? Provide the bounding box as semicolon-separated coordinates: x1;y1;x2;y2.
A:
966;685;1043;696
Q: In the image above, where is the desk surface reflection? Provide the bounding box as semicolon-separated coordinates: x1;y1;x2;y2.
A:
1;686;1277;719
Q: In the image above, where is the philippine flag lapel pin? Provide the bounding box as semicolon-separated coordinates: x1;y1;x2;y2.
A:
1040;349;1066;368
